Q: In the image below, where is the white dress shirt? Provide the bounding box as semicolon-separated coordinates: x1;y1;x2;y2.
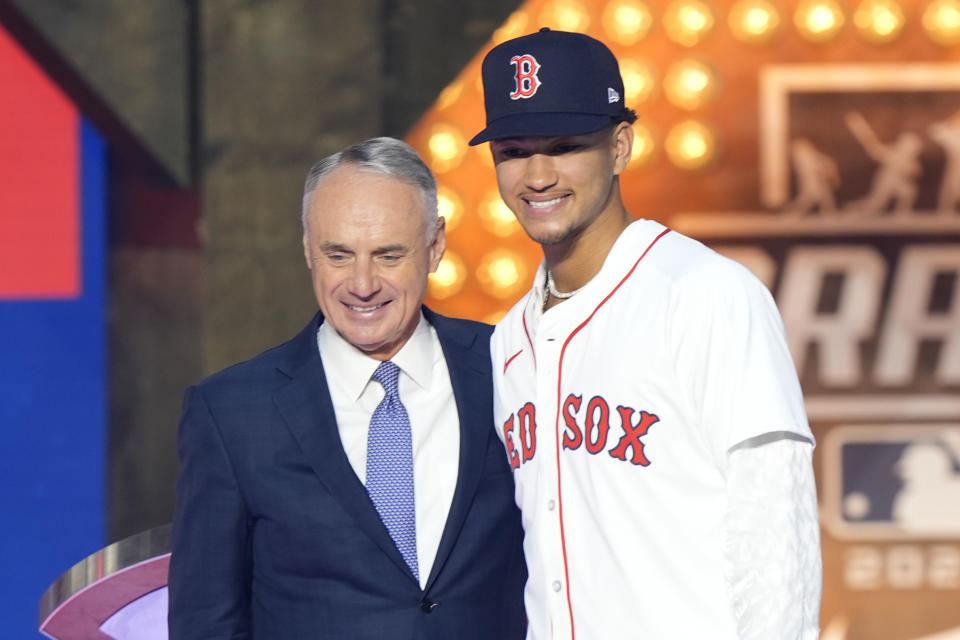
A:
317;313;460;589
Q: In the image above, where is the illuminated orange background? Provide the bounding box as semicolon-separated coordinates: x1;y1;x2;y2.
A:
409;0;960;322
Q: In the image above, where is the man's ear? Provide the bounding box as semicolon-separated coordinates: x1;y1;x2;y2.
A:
428;216;447;273
612;121;634;176
302;232;312;270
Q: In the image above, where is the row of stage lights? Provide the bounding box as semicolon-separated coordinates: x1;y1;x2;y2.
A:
427;0;960;181
418;0;960;309
525;0;960;47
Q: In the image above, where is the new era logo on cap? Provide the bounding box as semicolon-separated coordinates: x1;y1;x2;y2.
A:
470;28;629;145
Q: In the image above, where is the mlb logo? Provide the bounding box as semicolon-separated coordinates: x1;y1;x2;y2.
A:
822;425;960;540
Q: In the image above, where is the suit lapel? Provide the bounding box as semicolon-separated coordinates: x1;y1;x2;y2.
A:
272;316;418;584
424;310;492;590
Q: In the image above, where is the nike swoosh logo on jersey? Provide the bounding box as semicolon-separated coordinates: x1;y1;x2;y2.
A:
503;349;523;373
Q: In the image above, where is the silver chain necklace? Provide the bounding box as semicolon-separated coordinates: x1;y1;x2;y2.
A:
546;269;585;300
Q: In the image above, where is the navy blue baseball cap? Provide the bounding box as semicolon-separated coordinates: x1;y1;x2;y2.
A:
469;28;628;146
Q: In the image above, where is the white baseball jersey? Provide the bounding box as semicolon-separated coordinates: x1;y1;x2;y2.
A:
491;219;813;639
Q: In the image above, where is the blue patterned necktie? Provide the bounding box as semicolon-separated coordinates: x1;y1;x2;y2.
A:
366;360;419;580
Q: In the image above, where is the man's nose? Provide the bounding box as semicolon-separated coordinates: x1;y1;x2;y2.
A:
347;261;379;298
524;154;558;191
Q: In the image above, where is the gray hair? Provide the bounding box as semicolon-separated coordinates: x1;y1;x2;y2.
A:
301;137;439;238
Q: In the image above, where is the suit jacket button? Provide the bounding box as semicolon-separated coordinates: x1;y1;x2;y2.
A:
420;599;439;613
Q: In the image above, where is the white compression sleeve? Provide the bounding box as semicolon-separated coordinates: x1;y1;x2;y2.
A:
724;435;822;640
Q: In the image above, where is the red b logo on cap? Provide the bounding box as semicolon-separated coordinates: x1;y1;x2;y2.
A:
509;54;541;100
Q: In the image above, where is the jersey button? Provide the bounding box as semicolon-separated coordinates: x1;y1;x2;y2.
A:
547;499;556;511
552;580;562;592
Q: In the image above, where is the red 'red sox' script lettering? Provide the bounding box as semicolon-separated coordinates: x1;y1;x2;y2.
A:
509;54;541;99
502;413;520;470
502;402;537;470
502;395;660;469
517;402;537;462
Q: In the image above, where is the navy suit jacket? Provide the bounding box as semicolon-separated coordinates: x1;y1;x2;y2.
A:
168;309;527;639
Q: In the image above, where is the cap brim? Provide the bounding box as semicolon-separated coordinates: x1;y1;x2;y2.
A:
468;112;614;146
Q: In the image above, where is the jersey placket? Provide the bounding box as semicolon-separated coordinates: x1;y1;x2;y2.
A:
534;308;576;640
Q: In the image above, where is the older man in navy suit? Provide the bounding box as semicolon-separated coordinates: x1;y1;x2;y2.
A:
168;137;527;639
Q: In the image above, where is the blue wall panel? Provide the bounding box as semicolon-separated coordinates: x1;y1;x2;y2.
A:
0;120;106;638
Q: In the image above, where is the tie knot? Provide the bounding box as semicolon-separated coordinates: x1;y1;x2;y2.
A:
372;360;401;396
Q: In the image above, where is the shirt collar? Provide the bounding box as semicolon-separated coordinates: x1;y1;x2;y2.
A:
526;260;548;321
317;312;435;401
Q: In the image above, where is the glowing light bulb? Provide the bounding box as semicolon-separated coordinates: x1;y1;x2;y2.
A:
665;120;717;170
795;0;845;42
729;0;782;44
664;0;716;46
628;123;657;168
602;0;654;45
619;58;657;105
854;0;904;43
479;190;520;237
436;185;463;232
477;250;530;299
490;259;519;287
923;0;960;45
663;59;717;110
428;251;467;300
427;124;467;173
539;0;592;31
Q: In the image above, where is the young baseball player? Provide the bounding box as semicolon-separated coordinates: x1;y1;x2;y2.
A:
470;29;822;639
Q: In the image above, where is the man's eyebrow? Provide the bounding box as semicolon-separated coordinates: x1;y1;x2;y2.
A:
319;242;353;253
372;245;408;254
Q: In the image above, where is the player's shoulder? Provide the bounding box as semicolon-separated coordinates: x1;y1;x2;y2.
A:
624;225;776;325
652;226;764;292
644;228;782;330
